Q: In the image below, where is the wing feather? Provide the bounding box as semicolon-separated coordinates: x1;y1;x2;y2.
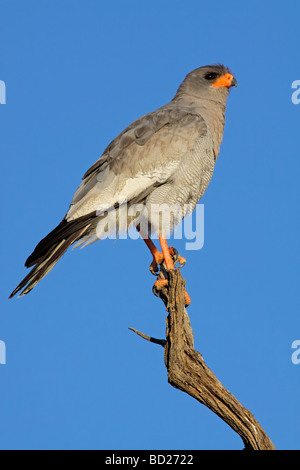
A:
67;106;207;221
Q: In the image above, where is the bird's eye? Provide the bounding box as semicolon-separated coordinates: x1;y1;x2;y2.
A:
204;73;218;81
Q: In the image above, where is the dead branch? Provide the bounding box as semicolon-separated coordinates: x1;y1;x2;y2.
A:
130;262;275;450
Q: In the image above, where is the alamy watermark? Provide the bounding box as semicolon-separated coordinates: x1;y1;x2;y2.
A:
291;80;300;104
291;340;300;365
93;199;205;251
0;340;6;365
0;80;6;104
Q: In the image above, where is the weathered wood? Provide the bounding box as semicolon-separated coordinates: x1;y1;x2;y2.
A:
130;262;275;450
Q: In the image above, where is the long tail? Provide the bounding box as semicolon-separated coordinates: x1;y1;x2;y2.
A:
9;213;95;299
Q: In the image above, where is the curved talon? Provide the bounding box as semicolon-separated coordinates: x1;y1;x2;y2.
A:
150;262;159;275
149;251;164;275
149;250;186;274
175;255;187;268
166;247;186;269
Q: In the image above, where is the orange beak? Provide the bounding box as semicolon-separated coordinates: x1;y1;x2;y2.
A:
211;73;237;88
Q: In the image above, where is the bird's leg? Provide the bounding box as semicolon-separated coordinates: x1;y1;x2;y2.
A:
136;228;190;306
154;234;191;307
137;229;185;274
142;236;164;274
158;234;175;270
136;225;164;274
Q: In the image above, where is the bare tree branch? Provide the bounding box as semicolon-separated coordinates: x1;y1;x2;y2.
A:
131;262;275;450
128;327;166;347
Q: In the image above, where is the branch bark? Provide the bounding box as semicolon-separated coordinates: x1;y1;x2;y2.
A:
130;264;275;450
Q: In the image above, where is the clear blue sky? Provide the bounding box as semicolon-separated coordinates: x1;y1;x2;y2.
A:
1;0;299;450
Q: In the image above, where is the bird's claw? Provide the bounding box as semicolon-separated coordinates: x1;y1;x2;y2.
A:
149;261;159;275
175;255;186;268
154;279;169;290
150;247;186;275
168;247;186;269
149;251;164;276
152;279;169;299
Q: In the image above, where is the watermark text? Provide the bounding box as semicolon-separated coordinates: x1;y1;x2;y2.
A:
94;200;205;251
291;80;300;105
0;340;6;365
291;340;300;365
0;80;6;104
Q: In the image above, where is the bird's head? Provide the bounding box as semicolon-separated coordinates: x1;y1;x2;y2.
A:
175;64;237;105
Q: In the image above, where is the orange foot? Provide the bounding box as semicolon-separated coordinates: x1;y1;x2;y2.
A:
150;247;186;275
154;279;191;307
169;247;187;267
137;229;191;306
150;250;164;275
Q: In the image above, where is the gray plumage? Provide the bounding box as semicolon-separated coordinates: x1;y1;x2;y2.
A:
9;64;237;298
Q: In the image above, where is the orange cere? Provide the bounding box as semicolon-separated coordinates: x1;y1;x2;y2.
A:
211;73;234;88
